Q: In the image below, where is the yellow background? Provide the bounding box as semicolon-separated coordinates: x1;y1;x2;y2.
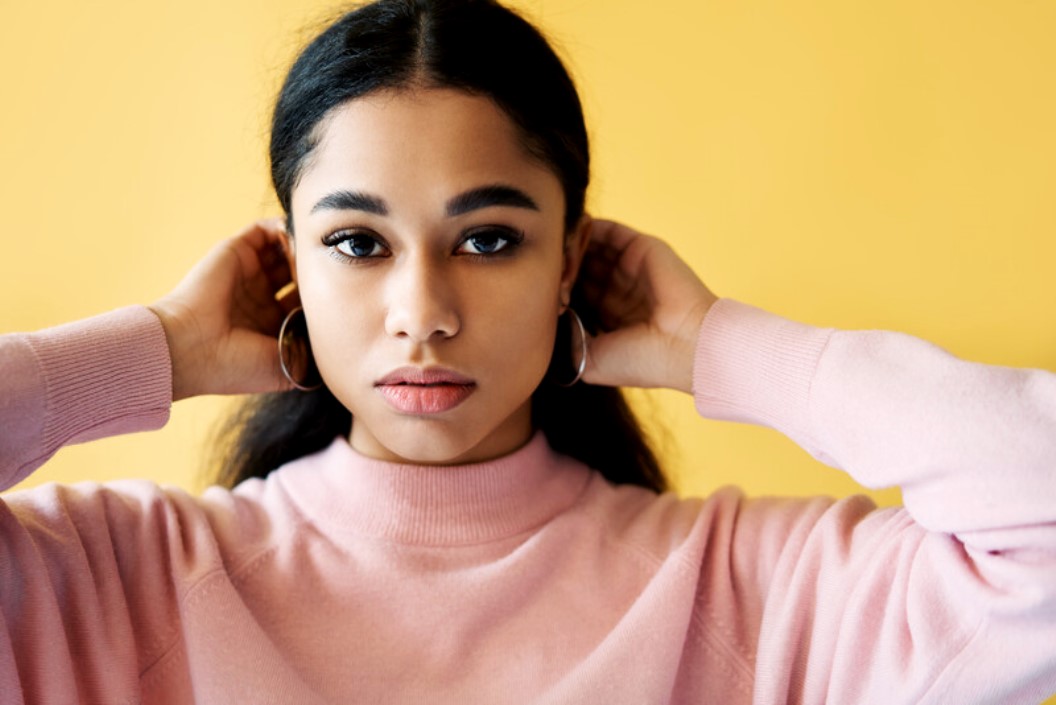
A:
2;0;1054;698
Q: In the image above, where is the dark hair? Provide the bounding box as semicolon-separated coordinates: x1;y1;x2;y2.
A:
215;0;667;493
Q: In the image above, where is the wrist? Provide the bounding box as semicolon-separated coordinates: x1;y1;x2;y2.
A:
146;301;197;402
673;295;718;395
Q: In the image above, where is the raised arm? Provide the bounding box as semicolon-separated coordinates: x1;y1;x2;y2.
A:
0;309;172;489
694;298;1056;703
692;298;1056;542
0;218;296;489
0;219;301;703
578;218;1056;702
579;217;1056;539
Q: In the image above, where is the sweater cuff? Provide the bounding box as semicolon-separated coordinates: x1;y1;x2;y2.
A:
691;299;834;442
27;306;173;452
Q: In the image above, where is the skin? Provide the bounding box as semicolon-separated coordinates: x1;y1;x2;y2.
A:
150;88;718;466
287;88;588;464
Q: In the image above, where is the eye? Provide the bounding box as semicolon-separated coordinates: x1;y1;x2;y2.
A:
323;231;389;259
456;228;523;256
337;234;385;258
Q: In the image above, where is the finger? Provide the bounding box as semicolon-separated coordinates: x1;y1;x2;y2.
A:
224;222;295;333
577;247;654;330
254;219;296;296
227;221;294;299
583;227;658;288
586;219;645;252
229;243;290;308
241;216;289;254
219;330;295;395
579;328;634;388
258;238;294;296
577;239;627;301
233;217;288;250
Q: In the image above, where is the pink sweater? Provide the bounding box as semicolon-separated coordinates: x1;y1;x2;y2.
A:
1;300;1054;704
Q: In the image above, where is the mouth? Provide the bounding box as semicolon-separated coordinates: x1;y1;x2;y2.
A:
374;367;477;414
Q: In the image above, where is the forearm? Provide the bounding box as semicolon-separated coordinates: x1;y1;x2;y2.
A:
0;307;173;489
692;299;1056;542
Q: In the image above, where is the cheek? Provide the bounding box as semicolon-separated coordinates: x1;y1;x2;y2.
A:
296;261;380;378
479;269;562;383
506;289;557;346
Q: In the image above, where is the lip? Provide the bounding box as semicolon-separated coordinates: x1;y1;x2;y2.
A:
374;366;477;415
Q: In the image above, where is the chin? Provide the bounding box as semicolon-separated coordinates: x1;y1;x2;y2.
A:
348;397;534;466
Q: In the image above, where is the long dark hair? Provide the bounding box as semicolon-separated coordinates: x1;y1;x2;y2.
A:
215;0;667;493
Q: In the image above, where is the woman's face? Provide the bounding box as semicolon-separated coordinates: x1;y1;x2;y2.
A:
288;88;585;465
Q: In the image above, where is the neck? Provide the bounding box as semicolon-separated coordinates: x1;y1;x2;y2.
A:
273;431;592;546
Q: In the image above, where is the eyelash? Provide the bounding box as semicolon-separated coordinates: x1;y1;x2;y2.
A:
321;227;525;264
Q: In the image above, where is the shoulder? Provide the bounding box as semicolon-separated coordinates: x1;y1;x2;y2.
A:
575;474;906;580
2;474;296;586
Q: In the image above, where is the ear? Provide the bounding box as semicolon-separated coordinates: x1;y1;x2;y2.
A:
279;220;298;286
558;214;592;309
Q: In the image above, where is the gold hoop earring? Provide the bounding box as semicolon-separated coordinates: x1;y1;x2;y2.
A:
278;306;323;392
555;307;588;387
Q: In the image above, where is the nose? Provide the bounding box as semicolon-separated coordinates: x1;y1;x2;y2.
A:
383;254;461;342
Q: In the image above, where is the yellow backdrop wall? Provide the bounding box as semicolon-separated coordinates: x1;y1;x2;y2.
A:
2;1;1054;698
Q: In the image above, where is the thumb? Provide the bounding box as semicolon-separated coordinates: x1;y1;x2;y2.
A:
580;327;658;389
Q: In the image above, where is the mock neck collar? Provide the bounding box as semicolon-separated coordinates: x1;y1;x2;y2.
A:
273;431;592;546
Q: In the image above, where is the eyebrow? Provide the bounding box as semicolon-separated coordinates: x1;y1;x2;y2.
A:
310;190;388;216
445;184;539;216
308;183;539;218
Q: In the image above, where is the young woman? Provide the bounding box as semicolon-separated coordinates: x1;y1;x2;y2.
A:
2;1;1054;703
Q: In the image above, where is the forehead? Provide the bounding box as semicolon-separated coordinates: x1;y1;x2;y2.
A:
291;88;564;217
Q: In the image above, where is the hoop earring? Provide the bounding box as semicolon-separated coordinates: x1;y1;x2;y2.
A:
555;307;588;387
278;306;323;392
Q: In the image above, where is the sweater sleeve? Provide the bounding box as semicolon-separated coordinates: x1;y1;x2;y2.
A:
691;298;1056;704
0;306;173;490
0;311;222;703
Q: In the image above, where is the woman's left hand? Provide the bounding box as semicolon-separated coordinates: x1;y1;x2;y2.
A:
576;219;718;394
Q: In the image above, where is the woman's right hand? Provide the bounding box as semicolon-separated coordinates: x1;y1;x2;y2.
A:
148;219;296;401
